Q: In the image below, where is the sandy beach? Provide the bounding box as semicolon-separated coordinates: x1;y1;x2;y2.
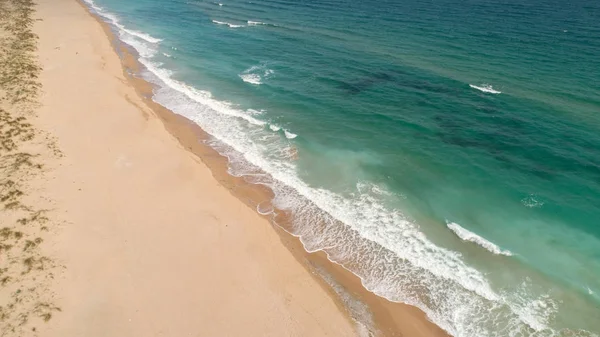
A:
0;0;449;336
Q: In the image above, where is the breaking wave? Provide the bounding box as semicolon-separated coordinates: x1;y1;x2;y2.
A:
212;20;245;28
239;64;274;85
81;2;598;336
470;83;502;94
447;222;513;256
284;129;297;139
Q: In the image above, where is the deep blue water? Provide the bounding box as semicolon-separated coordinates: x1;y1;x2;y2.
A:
83;0;600;335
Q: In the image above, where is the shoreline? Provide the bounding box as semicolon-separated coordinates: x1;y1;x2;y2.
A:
31;0;357;336
77;1;449;336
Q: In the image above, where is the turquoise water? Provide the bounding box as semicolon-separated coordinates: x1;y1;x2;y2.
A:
83;0;600;335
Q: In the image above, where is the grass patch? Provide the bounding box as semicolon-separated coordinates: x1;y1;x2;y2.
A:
0;0;62;333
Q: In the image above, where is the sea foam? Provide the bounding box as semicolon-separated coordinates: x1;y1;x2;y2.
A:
119;26;162;44
447;222;513;256
212;20;245;28
83;0;162;44
284;129;297;139
239;64;274;85
83;3;593;336
469;84;502;94
239;73;262;85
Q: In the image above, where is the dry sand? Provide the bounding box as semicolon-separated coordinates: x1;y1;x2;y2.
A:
0;0;451;336
27;0;356;336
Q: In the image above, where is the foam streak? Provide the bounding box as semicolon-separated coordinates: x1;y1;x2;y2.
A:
447;222;512;256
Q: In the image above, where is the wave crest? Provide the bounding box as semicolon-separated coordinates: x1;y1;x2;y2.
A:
239;73;262;85
80;2;598;335
248;20;266;26
469;84;501;94
284;129;297;139
447;222;513;256
212;20;245;28
83;0;162;44
239;64;274;85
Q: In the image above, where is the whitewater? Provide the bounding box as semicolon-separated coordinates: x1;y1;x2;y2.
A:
469;84;502;94
447;222;513;256
82;1;599;336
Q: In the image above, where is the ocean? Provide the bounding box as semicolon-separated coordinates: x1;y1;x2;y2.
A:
81;0;600;335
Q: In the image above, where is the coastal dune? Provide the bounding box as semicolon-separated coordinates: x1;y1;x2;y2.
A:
31;0;356;336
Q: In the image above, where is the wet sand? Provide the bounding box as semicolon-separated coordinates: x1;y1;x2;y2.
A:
31;0;355;336
15;0;451;336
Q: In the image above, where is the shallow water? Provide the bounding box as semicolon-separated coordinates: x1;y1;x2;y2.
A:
83;0;600;335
